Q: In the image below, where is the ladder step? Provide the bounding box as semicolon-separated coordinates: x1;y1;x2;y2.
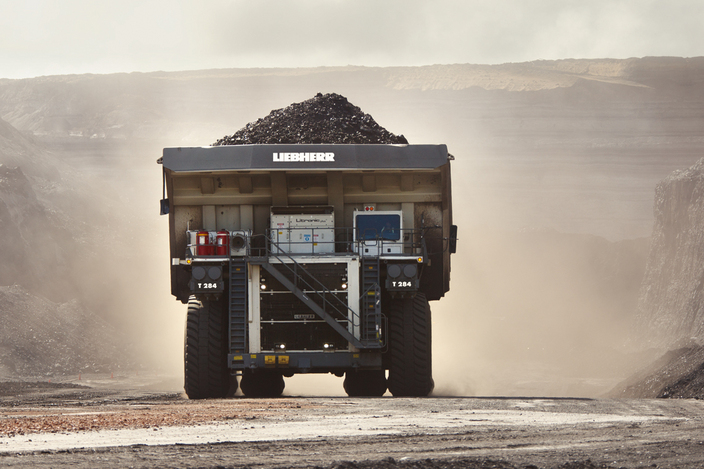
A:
229;259;248;353
360;258;382;348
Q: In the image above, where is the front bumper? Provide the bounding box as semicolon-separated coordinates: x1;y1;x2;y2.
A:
228;351;382;373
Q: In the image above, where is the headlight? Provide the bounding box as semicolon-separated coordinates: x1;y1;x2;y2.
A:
402;264;417;277
192;266;206;280
208;266;222;280
387;264;402;278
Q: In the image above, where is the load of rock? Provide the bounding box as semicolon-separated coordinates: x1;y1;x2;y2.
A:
213;93;408;145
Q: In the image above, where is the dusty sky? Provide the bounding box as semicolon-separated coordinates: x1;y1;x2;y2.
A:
2;0;703;79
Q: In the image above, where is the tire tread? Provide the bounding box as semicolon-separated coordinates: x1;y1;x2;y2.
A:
184;297;230;399
387;293;433;397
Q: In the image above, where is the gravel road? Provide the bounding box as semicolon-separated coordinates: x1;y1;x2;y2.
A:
1;377;703;468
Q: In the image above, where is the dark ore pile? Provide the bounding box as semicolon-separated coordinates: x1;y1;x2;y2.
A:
213;93;408;145
0;285;133;377
607;345;704;398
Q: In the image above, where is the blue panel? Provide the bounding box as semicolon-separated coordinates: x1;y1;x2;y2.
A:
355;214;401;240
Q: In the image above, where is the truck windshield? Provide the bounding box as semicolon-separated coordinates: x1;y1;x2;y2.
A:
356;214;401;241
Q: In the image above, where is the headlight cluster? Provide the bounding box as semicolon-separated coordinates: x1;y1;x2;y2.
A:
387;263;417;279
386;263;419;292
189;265;224;292
192;266;222;281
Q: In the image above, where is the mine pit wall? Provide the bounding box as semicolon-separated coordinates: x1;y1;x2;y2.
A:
636;157;704;348
164;152;452;303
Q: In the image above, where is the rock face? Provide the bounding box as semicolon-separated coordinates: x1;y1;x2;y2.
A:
213;93;408;145
636;157;704;347
0;117;135;377
0;117;60;180
0;119;75;301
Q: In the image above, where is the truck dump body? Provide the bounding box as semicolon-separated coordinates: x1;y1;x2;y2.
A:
160;143;455;398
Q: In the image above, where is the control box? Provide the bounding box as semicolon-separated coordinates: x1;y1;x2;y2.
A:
271;211;335;254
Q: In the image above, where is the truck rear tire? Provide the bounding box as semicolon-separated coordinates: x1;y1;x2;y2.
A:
184;296;231;399
343;370;387;397
240;369;285;397
387;293;434;397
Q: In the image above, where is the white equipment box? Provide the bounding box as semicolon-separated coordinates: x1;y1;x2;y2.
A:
270;212;335;254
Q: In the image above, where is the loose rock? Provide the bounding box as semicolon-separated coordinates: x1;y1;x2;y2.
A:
213;93;408;145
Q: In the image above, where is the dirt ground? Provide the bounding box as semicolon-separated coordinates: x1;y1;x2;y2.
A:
1;378;703;468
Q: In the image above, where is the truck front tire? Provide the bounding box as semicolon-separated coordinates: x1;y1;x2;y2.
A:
387;293;434;397
184;296;231;399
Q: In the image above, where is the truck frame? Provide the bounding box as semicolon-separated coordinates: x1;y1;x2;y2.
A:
159;144;456;397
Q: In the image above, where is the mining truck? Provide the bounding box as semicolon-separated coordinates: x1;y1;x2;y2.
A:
158;144;456;398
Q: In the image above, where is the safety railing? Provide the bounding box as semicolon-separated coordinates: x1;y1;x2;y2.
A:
182;227;445;260
251;233;377;349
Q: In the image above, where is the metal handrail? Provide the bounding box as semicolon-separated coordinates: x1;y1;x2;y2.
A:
259;234;359;324
183;227;445;259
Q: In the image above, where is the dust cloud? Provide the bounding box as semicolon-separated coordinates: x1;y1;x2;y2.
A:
428;150;652;398
46;137;188;377
431;228;648;397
